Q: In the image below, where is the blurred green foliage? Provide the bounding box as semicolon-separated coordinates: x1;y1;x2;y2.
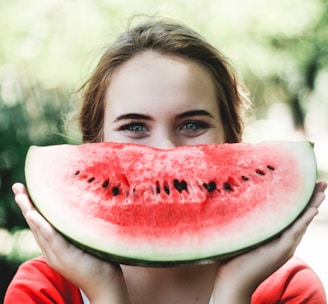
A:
0;0;328;300
0;84;72;230
0;79;75;298
258;1;328;129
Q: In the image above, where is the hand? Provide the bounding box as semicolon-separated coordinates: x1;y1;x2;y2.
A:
213;180;327;304
12;183;129;304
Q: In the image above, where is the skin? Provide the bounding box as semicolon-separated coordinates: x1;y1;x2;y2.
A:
13;51;327;304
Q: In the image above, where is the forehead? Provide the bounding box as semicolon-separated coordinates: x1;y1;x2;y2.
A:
104;51;218;116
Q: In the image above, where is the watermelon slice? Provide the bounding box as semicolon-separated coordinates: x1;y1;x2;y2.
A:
25;141;316;266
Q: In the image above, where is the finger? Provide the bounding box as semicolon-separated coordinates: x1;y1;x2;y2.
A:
12;183;28;196
26;209;79;259
25;209;51;234
14;192;35;218
12;183;36;217
25;209;68;263
308;189;326;209
25;210;50;250
26;211;64;253
13;184;80;265
315;180;327;193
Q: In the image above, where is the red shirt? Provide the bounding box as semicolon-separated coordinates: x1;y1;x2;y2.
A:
4;256;326;303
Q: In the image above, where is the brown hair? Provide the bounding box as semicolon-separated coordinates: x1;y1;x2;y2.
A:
79;18;249;143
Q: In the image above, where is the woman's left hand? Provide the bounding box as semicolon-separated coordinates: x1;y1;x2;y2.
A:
213;180;327;304
12;182;129;304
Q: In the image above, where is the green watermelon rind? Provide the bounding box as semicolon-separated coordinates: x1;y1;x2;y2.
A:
59;218;304;267
25;141;317;267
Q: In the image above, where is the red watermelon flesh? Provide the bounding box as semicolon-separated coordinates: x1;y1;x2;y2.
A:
24;141;316;266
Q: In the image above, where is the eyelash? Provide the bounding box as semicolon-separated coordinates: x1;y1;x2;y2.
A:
179;120;211;132
119;121;148;133
118;119;212;138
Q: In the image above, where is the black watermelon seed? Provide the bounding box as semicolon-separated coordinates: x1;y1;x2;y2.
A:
267;165;275;171
112;186;120;196
203;182;217;193
156;181;161;194
74;171;80;176
241;175;249;181
173;179;187;192
102;179;109;188
164;185;170;195
88;177;95;183
256;169;265;176
223;183;232;191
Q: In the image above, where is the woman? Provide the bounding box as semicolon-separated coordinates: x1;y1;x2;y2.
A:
5;18;327;304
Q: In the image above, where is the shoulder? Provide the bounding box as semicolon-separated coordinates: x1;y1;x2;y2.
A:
252;256;326;304
4;256;83;304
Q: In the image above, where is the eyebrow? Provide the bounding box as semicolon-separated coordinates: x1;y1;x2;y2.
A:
175;110;214;119
113;109;214;122
114;113;153;122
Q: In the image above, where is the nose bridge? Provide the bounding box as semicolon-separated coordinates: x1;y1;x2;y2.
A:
152;128;179;149
162;137;177;149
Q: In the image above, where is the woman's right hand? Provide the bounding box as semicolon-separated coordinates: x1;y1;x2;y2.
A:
213;180;327;303
12;182;129;304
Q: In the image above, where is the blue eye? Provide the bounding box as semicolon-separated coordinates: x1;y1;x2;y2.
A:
119;122;149;137
120;122;147;133
181;121;209;132
123;123;145;132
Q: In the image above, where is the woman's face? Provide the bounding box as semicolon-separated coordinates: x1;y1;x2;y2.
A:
103;51;225;148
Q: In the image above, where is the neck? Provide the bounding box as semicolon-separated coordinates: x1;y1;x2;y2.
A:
121;262;219;304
